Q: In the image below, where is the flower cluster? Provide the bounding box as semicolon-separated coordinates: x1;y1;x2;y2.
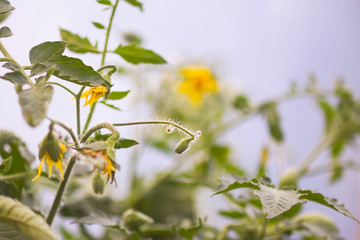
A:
33;133;67;181
178;65;218;103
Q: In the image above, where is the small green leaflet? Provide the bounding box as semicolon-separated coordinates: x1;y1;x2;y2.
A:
60;28;99;54
0;0;14;15
124;0;143;11
18;83;53;127
29;41;111;88
99;101;121;111
107;90;130;100
115;138;139;149
0;71;27;85
92;22;106;30
97;0;112;5
113;44;166;65
0;26;12;38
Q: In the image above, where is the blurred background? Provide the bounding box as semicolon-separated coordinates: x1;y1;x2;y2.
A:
0;0;359;239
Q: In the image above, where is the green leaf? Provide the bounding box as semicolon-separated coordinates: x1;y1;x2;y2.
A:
107;90;130;100
2;62;19;71
178;218;203;239
18;83;53;127
0;131;34;196
0;195;58;240
218;210;246;219
299;189;360;223
0;156;12;174
97;0;112;5
254;185;306;219
113;44;166;65
140;224;174;238
296;212;341;240
124;0;143;11
317;100;335;132
0;71;28;85
0;223;29;240
261;102;284;142
92;22;105;30
115;138;139;149
123;33;142;45
99;101;121;111
30;63;54;76
0;26;12;38
72;215;118;226
0;0;14;14
29;41;111;88
233;95;249;110
122;209;154;232
212;178;260;196
59;28;99;54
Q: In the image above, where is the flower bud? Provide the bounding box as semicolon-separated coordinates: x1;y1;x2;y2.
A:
174;138;193;154
92;171;105;195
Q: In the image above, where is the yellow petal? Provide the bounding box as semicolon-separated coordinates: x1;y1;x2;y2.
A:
54;160;64;180
32;157;45;182
46;157;54;178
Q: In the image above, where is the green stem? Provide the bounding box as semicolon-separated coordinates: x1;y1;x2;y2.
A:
297;135;331;177
0;41;34;87
113;120;197;139
47;82;76;98
76;87;85;137
0;171;34;181
82;102;97;135
82;1;120;134
46;155;77;226
48;119;80;147
0;57;10;62
101;0;119;66
258;218;268;240
81;122;119;143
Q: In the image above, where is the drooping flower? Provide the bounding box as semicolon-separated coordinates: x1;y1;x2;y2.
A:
80;86;107;107
178;65;218;103
77;141;120;185
32;133;67;181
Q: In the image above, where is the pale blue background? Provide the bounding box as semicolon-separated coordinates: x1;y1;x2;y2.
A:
0;0;359;238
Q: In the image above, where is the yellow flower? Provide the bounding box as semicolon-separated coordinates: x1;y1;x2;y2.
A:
178;66;218;103
32;134;67;181
80;86;107;107
80;149;118;185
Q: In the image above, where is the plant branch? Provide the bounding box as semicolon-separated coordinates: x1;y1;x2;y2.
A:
48;119;80;147
47;82;76;98
101;0;119;66
113;120;198;139
81;122;119;143
76;87;85;137
82;102;97;135
46;154;77;226
297;136;332;177
0;41;34;87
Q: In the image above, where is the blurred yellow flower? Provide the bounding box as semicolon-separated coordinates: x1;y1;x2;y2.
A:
178;66;218;103
32;135;67;181
80;149;117;184
80;86;107;107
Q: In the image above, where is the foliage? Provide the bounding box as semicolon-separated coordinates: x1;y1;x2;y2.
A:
0;0;359;240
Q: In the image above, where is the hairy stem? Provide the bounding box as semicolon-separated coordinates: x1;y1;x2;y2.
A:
81;122;119;143
0;41;34;87
46;155;77;226
113;120;197;139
